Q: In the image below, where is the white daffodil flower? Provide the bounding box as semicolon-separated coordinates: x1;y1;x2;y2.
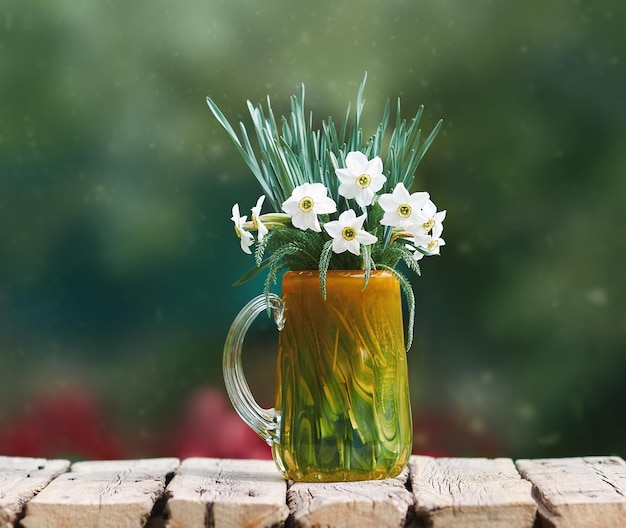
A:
413;233;446;256
420;199;447;239
250;195;269;241
378;182;430;228
335;151;386;207
231;203;255;254
324;209;378;256
282;183;337;232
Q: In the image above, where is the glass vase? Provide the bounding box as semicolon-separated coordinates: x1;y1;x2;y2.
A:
223;270;413;482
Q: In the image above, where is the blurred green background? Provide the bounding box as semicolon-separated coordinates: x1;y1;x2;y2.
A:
1;0;624;460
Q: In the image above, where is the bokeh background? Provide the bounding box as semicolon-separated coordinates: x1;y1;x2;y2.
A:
1;0;624;461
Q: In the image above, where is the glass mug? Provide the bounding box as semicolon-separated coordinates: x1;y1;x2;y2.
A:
223;270;413;482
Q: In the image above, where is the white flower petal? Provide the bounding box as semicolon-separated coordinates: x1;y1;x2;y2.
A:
324;221;343;238
422;199;437;217
251;195;268;240
351;211;367;230
377;194;397;210
253;195;265;212
413;234;431;247
345;151;368;170
356;230;378;245
410;192;430;209
345;239;361;255
432;222;444;239
332;237;350;254
335;168;355;185
239;230;254;254
338;209;358;222
366;156;383;175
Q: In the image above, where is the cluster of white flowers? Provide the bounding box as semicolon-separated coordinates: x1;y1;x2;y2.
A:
231;151;445;262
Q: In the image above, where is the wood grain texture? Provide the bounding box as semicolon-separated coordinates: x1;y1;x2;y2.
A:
287;468;412;528
409;456;536;528
516;456;626;528
2;454;626;527
20;457;179;528
165;457;289;528
0;456;70;528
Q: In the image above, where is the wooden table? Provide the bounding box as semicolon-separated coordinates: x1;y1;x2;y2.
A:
1;455;624;527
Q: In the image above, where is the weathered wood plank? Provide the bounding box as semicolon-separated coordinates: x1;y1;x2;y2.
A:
20;457;179;528
516;456;626;528
165;457;288;528
287;468;413;528
0;456;70;528
409;456;536;528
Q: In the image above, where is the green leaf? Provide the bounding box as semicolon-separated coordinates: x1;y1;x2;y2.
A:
318;240;334;298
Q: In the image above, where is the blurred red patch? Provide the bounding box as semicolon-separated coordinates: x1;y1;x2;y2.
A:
0;386;126;460
169;387;271;460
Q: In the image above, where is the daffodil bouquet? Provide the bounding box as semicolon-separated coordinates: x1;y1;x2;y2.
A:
207;75;445;347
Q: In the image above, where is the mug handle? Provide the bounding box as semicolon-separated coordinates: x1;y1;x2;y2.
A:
223;293;283;445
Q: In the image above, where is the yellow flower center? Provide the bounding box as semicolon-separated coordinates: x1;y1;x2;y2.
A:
397;203;412;218
427;239;439;252
423;218;435;232
298;196;314;212
342;226;357;241
357;174;371;188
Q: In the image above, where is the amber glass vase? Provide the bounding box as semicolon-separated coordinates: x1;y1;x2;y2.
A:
223;270;413;482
